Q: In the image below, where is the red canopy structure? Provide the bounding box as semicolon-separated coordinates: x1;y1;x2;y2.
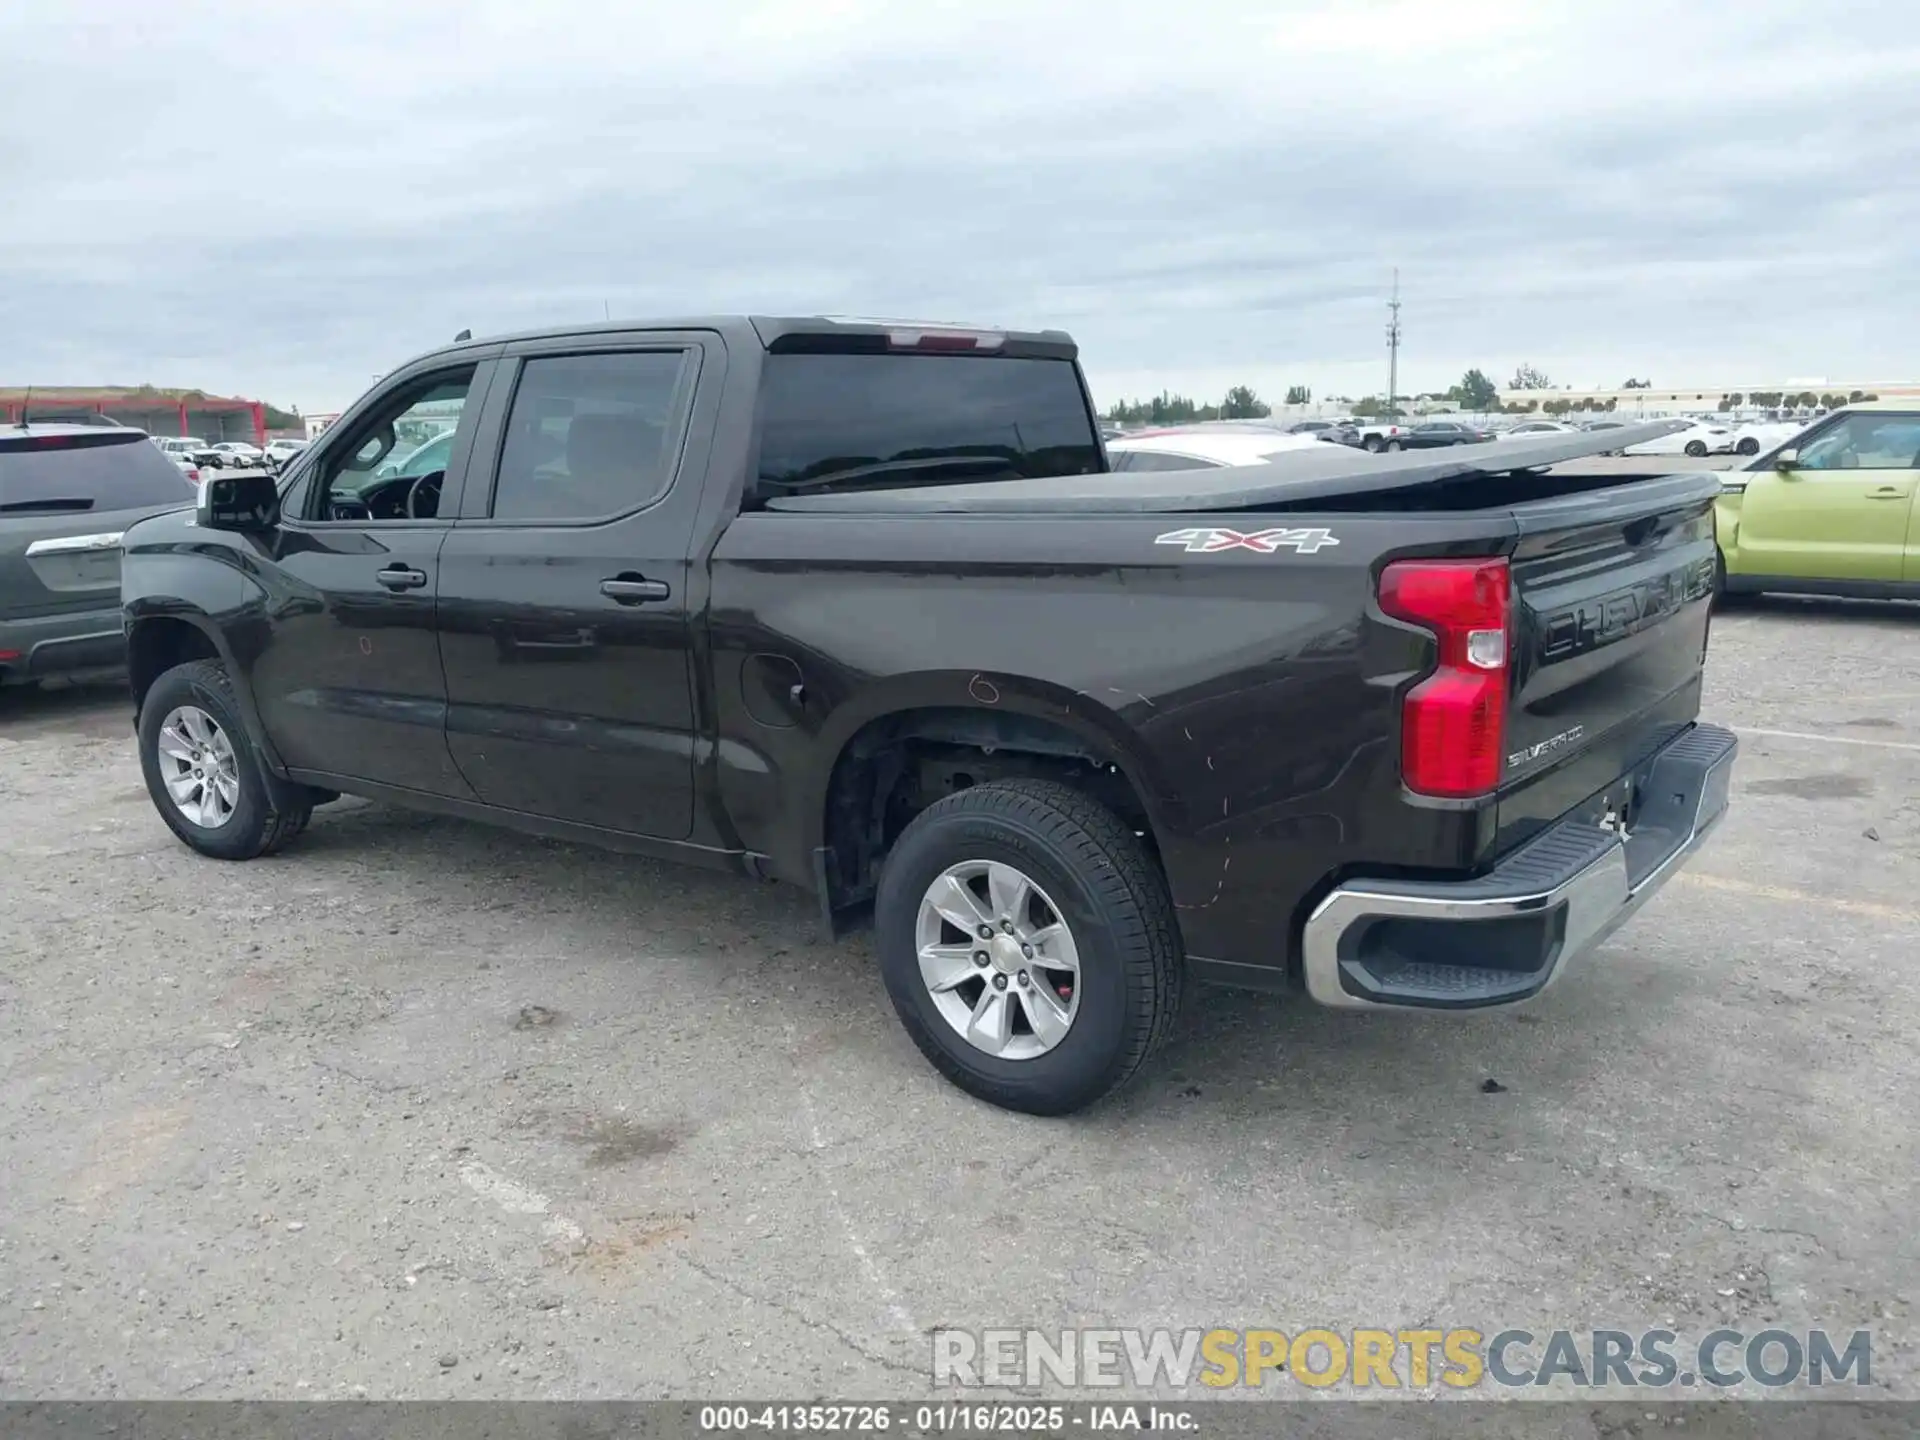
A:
0;387;268;445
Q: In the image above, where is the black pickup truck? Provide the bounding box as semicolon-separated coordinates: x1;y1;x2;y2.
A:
120;316;1736;1114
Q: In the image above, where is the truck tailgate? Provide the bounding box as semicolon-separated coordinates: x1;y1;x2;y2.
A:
1495;474;1720;846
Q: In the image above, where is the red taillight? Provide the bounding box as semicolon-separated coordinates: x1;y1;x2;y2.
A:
886;328;1005;352
1378;557;1511;798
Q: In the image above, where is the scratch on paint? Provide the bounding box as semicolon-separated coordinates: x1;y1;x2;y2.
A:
1177;836;1232;912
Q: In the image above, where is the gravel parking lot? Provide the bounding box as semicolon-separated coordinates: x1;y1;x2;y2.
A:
3;578;1916;1401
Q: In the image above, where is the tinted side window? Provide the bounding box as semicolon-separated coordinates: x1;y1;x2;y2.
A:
753;353;1101;505
490;351;693;522
0;435;196;512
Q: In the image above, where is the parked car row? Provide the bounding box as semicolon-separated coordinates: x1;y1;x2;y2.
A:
150;436;307;473
1211;412;1820;461
1277;417;1496;452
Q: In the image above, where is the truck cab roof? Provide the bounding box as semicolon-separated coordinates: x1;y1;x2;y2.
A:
405;315;1078;374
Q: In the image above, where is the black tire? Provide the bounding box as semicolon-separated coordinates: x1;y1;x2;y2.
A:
1684;440;1708;458
1736;437;1760;456
1385;439;1404;452
1363;435;1384;453
139;659;312;860
873;779;1183;1116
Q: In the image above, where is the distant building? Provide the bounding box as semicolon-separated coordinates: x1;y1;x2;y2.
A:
304;412;342;439
0;386;271;444
1493;380;1920;415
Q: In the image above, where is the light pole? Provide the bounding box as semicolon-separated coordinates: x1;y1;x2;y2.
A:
1385;269;1402;420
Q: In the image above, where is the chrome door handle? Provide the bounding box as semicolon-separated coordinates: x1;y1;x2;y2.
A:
600;576;670;604
376;566;429;591
25;531;124;557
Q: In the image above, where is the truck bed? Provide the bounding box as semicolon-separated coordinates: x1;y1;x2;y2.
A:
763;420;1692;514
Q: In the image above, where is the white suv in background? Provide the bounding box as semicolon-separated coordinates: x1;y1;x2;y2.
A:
206;441;266;469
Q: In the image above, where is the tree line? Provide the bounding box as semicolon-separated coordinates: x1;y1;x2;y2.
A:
1716;389;1877;411
1104;385;1274;424
1420;369;1880;417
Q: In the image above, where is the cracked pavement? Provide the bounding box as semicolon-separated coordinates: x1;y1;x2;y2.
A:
0;590;1916;1400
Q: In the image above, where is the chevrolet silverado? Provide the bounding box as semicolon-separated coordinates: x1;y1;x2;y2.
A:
120;316;1737;1113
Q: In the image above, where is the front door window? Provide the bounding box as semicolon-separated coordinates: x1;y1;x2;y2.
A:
313;370;477;523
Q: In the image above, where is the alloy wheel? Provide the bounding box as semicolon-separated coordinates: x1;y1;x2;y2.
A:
915;860;1082;1061
155;704;241;828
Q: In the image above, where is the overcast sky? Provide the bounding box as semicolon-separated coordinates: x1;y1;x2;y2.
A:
4;0;1916;413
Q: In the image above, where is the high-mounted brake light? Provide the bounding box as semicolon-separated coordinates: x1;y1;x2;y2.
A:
1378;557;1511;798
886;328;1005;353
0;429;145;454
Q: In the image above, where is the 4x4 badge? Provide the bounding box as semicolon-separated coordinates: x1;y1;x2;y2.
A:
1154;526;1340;555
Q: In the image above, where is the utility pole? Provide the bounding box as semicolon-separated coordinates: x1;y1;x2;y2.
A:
1385;268;1402;419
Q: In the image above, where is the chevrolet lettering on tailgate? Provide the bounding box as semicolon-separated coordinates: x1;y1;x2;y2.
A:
1540;558;1714;662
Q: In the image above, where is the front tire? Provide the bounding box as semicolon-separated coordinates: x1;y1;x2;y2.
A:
1736;437;1759;455
874;779;1183;1115
139;659;311;860
1363;436;1384;453
1684;440;1708;457
1385;439;1404;452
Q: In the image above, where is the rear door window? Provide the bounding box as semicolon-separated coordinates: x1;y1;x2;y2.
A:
0;433;197;513
488;351;696;522
752;353;1101;505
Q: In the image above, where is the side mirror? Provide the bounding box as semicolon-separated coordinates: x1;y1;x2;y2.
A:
1774;448;1800;472
198;470;280;533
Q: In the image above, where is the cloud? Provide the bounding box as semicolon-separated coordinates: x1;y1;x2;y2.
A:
2;0;1916;410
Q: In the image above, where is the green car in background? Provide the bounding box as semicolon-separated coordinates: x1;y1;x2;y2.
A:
1715;402;1920;600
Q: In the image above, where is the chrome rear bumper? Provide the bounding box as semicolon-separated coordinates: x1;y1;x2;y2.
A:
1302;723;1738;1011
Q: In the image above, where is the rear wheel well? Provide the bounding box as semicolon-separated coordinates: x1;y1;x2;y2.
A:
818;707;1156;921
128;617;220;718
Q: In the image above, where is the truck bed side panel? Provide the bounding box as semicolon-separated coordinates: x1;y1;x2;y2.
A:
706;509;1518;970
